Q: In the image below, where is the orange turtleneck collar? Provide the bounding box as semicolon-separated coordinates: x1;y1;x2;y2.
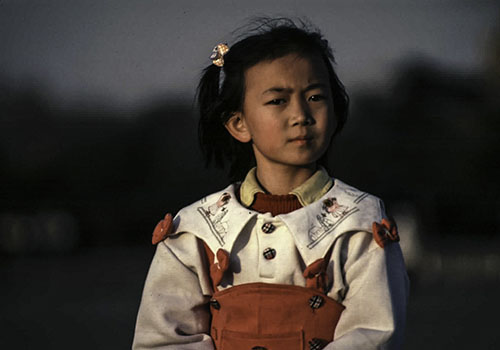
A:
249;192;303;216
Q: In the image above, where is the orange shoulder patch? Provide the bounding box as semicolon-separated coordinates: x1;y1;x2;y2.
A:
372;217;400;248
152;213;174;245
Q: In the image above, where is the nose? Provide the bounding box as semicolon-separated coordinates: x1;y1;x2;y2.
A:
290;98;314;126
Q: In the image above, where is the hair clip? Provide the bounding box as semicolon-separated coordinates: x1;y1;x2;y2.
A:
210;43;229;67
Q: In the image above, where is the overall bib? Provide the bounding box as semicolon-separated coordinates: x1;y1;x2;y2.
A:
204;245;345;350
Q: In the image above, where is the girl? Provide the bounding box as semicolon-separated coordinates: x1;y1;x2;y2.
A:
133;18;408;350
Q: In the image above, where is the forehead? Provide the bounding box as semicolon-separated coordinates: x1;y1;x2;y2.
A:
244;54;330;92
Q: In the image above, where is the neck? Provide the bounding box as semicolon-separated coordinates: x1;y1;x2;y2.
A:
255;163;316;195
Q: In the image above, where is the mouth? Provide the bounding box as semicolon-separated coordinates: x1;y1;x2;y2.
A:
288;135;313;143
288;135;313;145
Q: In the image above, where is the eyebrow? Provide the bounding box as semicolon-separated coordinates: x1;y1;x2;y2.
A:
262;83;328;95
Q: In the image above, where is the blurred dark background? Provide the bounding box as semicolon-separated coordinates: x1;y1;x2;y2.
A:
1;1;499;349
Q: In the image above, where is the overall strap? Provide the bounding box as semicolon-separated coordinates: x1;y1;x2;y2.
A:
302;244;334;294
202;241;230;292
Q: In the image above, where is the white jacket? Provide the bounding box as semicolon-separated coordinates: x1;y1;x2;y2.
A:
133;179;409;349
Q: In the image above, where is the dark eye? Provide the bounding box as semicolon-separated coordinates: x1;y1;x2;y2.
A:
267;98;286;105
308;94;325;102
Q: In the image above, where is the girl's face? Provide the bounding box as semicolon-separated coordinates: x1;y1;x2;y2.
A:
227;53;336;172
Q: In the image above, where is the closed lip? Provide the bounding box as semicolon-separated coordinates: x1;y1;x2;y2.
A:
288;135;313;142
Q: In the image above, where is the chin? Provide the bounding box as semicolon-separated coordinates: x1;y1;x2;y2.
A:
294;153;324;166
287;158;321;168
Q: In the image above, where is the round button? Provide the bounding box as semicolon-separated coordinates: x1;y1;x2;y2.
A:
308;338;327;350
308;295;324;309
261;222;276;234
263;247;276;260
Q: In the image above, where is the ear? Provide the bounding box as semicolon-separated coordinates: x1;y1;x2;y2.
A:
224;112;252;143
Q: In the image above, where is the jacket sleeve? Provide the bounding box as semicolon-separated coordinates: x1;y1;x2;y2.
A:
325;231;409;350
132;233;215;350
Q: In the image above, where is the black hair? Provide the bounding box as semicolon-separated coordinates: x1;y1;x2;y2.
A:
197;17;349;181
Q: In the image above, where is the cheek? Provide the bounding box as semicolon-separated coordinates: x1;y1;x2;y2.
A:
248;112;281;139
317;109;336;137
251;123;276;143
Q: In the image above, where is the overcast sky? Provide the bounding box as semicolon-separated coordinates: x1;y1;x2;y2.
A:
1;0;498;110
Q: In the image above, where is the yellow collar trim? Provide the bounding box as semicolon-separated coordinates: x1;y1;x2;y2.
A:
239;167;333;207
239;168;263;207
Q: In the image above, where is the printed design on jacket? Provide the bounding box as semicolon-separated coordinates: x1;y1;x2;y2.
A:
307;197;359;249
342;186;368;204
197;192;231;245
353;192;369;204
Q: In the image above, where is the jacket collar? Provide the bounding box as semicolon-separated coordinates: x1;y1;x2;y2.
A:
174;179;384;265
